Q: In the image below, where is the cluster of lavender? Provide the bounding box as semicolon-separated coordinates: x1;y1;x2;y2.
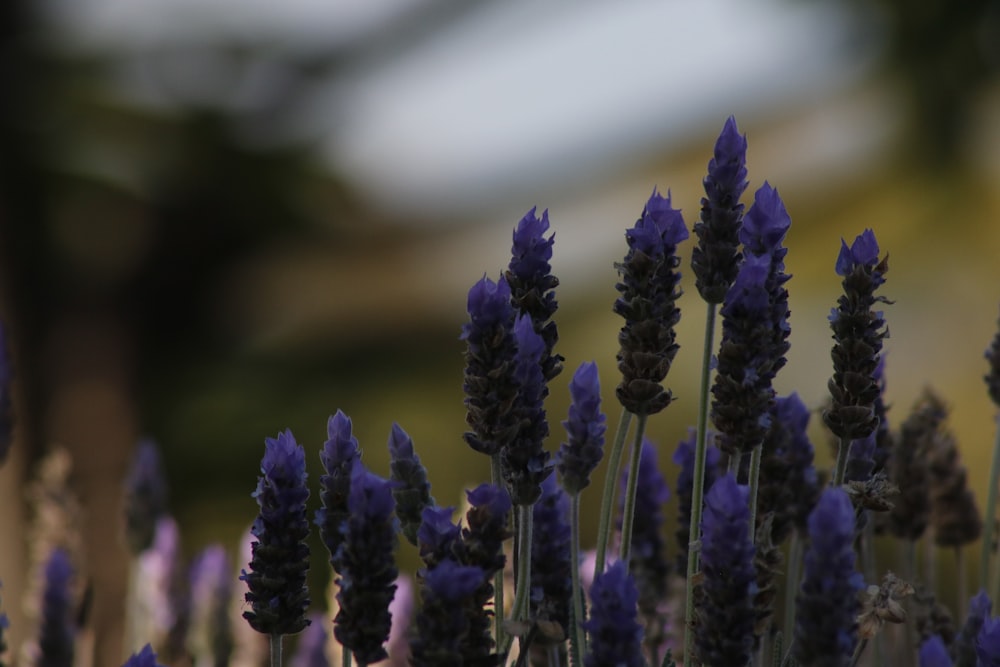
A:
5;116;1000;667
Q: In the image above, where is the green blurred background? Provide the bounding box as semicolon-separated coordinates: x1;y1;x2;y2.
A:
1;0;999;662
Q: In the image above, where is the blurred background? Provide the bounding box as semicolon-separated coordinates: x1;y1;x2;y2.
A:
1;0;999;662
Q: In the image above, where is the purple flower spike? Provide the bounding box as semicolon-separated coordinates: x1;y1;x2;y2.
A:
693;115;748;304
582;560;645;667
40;548;75;667
316;410;360;573
122;645;166;667
389;422;435;547
977;616;1000;665
619;440;670;612
530;473;572;636
409;560;485;667
124;438;170;554
241;429;311;636
557;361;607;494
695;474;756;667
836;229;881;277
417;506;461;570
794;487;864;667
740;182;791;257
919;635;953;667
954;589;992;666
188;545;233;667
673;428;722;576
759;393;819;543
507;207;563;382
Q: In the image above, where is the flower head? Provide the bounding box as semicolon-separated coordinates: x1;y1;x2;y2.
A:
740;182;791;257
122;645;166;667
530;473;572;640
918;635;953;667
977;615;1000;666
316;410;361;573
954;589;991;667
388;423;435;547
241;429;311;636
614;189;688;416
758;393;819;543
506;207;563;382
39;548;75;667
557;361;607;494
417;505;462;571
409;560;485;667
582;560;645;667
123;438;170;555
692;116;748;303
673;428;722;576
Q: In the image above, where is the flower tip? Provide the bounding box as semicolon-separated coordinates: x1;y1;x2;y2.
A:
717;115;748;153
388;422;413;459
328;410;353;440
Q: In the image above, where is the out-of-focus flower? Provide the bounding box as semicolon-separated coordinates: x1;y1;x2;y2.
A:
695;473;756;667
976;615;1000;665
923;394;982;548
794;487;864;667
673;428;722;575
506;206;563;382
953;589;991;667
241;430;311;636
530;473;572;642
613;188;688;416
388;423;435;547
582;560;644;667
386;574;415;667
462;275;518;458
289;612;329;667
919;635;953;667
134;516;187;659
333;465;398;666
316;410;361;575
123;439;169;555
692;115;748;304
409;560;485;667
985;307;1000;407
187;544;233;667
887;391;941;542
121;644;166;667
557;361;606;495
38;548;75;667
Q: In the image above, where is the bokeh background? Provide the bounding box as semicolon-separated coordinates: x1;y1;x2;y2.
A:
1;0;999;662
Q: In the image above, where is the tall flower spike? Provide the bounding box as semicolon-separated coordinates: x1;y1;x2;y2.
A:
506;207;563;382
925;394;982;548
409;560;486;667
388;423;435;547
334;465;399;666
613;188;688;416
977;616;1000;665
187;545;234;667
582;560;645;667
123;438;169;555
530;473;573;643
461;275;519;457
557;361;607;495
0;321;12;465
887;390;940;542
794;487;864;667
673;428;722;575
501;314;552;506
38;548;75;667
122;645;167;667
824;229;890;441
241;429;311;636
692;115;748;304
759;393;820;544
316;410;360;574
618;439;670;660
694;473;756;667
417;505;462;571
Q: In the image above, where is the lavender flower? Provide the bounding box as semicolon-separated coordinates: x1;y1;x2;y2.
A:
986;307;1000;408
613;188;688;416
887;391;940;542
187;545;233;667
388;422;435;546
692;115;748;304
673;428;722;575
39;548;75;667
977;616;1000;665
333;465;398;666
386;575;415;665
954;590;991;667
316;410;360;574
794;487;864;667
501;314;552;505
926;402;981;548
506;206;563;382
530;473;572;639
582;560;644;667
462;275;519;457
417;505;462;571
135;517;187;660
289;614;330;667
694;473;756;667
123;438;169;554
0;321;12;465
824;229;889;441
557;361;607;495
409;560;485;667
122;645;166;667
920;635;953;667
241;429;311;636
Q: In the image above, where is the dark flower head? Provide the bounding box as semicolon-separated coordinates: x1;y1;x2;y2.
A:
417;506;461;570
0;320;12;465
557;361;607;494
507;207;563;382
836;229;882;278
740;182;791;256
39;548;75;667
462;275;519;458
887;391;940;542
954;589;991;667
794;487;864;667
530;472;573;639
925;397;981;548
673;428;722;576
242;429;311;636
614;189;688;416
188;545;233;667
122;645;166;667
692;115;747;303
583;560;645;667
124;438;170;554
409;559;485;667
918;635;953;667
501;314;551;506
695;473;756;667
333;465;399;666
977;616;1000;666
388;422;435;547
316;410;361;573
758;393;819;543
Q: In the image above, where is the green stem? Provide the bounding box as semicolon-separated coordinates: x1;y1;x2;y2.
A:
684;301;718;667
491;455;507;650
569;492;587;666
270;634;283;667
747;444;763;532
618;413;650;568
594;409;633;577
832;435;852;487
501;504;534;657
783;532;803;651
984;415;1000;594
